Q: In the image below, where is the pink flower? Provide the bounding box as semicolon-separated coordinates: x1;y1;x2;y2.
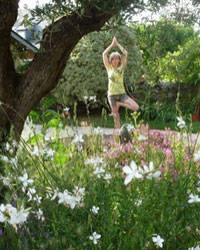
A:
164;148;172;156
159;167;165;173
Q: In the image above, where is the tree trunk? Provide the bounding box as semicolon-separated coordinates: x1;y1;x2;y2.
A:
0;0;19;142
0;0;120;143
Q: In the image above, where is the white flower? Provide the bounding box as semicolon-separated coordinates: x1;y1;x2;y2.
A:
1;176;11;186
72;187;85;205
5;142;14;153
94;167;105;178
138;135;148;141
115;162;119;168
0;204;6;212
27;187;36;201
67;195;80;209
134;148;142;155
83;96;88;101
58;122;63;128
135;199;142;206
89;232;101;245
147;171;161;180
94;127;103;135
58;190;79;209
73;187;85;197
9;206;29;225
152;234;164;248
18;172;33;190
188;246;200;250
188;193;200;203
10;156;18;166
89;96;97;102
58;190;70;203
36;209;45;221
12;140;17;148
1;156;10;163
5;142;10;151
141;161;154;174
63;107;70;112
72;134;84;143
177;116;186;129
126;124;134;132
50;188;59;200
122;161;142;185
194;150;200;162
0;204;30;225
103;148;107;153
90;206;99;214
33;195;42;204
85;157;104;166
141;162;161;180
46;193;51;199
104;173;112;183
32;146;45;157
46;148;55;158
0;213;6;222
0;155;18;166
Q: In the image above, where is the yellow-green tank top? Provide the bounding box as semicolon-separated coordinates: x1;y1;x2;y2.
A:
107;65;125;96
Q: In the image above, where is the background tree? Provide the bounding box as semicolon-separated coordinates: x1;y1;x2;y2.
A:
0;0;170;144
132;19;197;83
52;24;143;110
159;0;200;25
160;37;200;115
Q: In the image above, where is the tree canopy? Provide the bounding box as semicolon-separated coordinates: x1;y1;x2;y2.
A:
132;19;198;83
1;0;200;143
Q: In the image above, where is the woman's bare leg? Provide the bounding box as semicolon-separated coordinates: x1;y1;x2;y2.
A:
111;106;120;129
111;97;138;129
117;97;139;111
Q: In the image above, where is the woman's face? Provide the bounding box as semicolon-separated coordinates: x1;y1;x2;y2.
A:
111;56;121;68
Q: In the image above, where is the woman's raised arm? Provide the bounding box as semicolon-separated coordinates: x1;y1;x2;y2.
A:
102;37;116;69
116;39;128;68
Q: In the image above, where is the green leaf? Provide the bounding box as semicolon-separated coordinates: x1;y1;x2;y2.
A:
42;97;56;110
27;134;43;144
47;118;61;128
29;110;41;123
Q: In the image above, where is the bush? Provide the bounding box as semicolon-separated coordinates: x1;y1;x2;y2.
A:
52;25;143;109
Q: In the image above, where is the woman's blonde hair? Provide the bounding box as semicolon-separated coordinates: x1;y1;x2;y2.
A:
109;52;121;63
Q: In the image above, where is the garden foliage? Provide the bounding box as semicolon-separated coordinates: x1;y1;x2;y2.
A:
0;113;200;249
50;19;200;122
52;25;143;108
132;19;198;83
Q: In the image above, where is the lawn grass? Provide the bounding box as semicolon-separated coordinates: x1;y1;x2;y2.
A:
69;110;200;133
148;120;200;132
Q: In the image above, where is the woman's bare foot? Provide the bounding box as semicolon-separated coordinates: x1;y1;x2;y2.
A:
109;112;118;118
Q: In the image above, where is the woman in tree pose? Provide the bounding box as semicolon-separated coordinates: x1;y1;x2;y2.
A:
102;37;139;129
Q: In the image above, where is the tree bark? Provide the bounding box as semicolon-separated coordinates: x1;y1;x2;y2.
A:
0;0;130;143
0;0;19;141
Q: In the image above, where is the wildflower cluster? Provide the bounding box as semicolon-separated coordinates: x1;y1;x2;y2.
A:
0;204;30;226
122;160;161;185
85;157;112;182
49;186;85;209
31;145;55;159
0;114;199;249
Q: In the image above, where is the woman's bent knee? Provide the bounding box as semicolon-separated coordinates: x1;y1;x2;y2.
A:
135;104;139;111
